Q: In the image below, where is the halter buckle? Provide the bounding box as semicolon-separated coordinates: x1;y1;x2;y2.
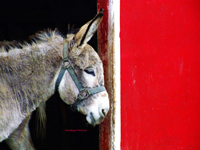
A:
62;58;71;69
78;89;90;100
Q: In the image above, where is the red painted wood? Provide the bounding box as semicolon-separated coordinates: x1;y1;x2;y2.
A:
97;1;111;150
121;0;200;149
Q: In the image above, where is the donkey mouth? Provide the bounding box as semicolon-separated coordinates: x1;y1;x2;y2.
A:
87;112;105;126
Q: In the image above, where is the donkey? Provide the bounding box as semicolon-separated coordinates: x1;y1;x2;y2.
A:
0;9;109;150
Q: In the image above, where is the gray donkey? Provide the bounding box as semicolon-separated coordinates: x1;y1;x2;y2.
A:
0;9;109;149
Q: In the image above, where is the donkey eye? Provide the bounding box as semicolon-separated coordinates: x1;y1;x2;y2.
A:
84;68;95;76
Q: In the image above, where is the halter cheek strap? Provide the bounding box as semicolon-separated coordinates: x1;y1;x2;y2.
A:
55;41;106;101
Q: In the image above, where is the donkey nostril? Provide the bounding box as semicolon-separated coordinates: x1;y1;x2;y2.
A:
102;109;107;116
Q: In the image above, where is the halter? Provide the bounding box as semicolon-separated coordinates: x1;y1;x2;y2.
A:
55;41;106;101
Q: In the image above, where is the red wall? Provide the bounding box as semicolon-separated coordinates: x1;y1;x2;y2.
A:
121;0;200;149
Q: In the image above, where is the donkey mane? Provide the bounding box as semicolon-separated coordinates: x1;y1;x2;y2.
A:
0;40;20;52
0;29;62;53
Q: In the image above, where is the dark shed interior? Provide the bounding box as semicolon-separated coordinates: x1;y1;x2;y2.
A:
0;0;99;150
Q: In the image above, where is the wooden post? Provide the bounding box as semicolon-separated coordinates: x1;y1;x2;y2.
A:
97;0;120;149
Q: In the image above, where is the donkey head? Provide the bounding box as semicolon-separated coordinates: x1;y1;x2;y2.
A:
57;9;109;126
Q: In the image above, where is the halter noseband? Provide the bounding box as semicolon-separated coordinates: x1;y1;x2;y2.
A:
55;41;106;102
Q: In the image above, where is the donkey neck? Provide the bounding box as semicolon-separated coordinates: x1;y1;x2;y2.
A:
0;32;64;115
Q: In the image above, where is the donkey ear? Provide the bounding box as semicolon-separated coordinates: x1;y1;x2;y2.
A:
75;9;104;48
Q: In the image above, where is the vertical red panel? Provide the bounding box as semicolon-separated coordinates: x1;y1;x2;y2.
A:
121;0;200;149
97;0;111;150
